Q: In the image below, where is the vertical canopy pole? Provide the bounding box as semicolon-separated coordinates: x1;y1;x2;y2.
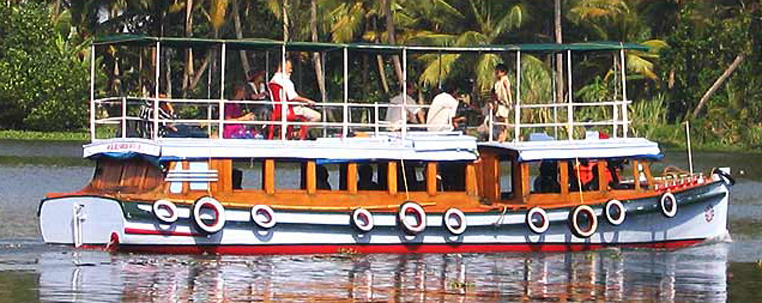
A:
620;48;629;138
551;54;558;138
322;52;327;137
402;49;408;140
281;44;287;140
514;51;521;141
342;47;349;139
219;43;227;139
265;51;270;81
121;96;127;138
566;50;573;140
612;55;619;138
89;45;96;140
154;41;161;140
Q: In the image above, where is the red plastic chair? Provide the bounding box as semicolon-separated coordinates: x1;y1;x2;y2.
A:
268;82;307;140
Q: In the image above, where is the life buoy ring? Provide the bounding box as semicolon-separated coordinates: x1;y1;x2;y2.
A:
526;207;550;234
192;197;226;234
443;208;467;235
569;205;598;238
351;208;374;233
604;199;626;226
713;169;735;186
250;205;276;229
152;199;178;224
398;201;427;235
660;192;678;218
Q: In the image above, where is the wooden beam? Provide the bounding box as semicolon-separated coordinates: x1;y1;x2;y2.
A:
426;162;437;196
632;160;641;191
559;161;569;197
643;161;654;186
387;161;398;195
264;159;275;194
306;161;316;194
182;161;189;193
482;154;499;200
347;162;358;194
520;163;530;202
465;162;477;196
598;161;607;191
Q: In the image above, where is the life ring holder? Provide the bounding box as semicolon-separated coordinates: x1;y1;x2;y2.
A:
526;207;550;234
569;205;598;238
713;169;735;186
398;201;427;235
192;196;226;234
250;205;277;229
351;208;374;233
152;199;178;224
443;208;467;235
660;192;678;218
604;200;626;226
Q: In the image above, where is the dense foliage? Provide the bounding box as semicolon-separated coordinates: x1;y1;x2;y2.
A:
0;2;89;131
1;0;761;148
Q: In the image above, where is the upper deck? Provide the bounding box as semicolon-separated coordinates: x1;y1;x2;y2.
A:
87;36;657;162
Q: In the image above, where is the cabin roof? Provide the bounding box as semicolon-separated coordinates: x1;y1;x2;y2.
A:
478;138;662;162
83;132;478;163
93;35;650;53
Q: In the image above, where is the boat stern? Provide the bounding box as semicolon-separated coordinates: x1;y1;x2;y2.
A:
39;196;125;247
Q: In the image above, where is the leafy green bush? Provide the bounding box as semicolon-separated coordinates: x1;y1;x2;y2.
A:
0;3;89;131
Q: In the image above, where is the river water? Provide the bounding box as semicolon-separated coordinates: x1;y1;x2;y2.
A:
0;139;761;302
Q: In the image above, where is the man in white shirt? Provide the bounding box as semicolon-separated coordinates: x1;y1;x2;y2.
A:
385;82;424;130
270;59;322;123
426;82;465;132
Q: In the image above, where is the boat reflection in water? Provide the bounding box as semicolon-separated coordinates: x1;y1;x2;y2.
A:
36;244;728;302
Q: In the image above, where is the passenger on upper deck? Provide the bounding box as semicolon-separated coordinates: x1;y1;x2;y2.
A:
385;82;424;131
270;58;321;128
138;93;175;138
426;81;466;132
493;63;514;142
223;85;257;139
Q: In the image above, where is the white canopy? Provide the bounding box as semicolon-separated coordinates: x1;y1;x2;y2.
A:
479;138;662;162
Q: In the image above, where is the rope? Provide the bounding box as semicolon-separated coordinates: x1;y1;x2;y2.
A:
574;158;584;205
400;160;411;201
494;205;509;226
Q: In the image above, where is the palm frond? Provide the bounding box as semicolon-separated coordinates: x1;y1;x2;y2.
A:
493;4;527;38
419;53;460;87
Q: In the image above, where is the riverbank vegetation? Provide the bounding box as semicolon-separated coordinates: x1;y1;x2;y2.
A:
1;1;761;150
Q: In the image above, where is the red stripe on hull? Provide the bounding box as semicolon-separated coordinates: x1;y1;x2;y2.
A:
124;227;202;237
117;239;704;255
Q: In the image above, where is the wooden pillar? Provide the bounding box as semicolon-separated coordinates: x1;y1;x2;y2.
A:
643;161;654;186
182;161;190;193
387;161;398;195
426;162;437;196
597;161;607;191
264;159;275;194
482;155;499;200
632;159;641;191
306;161;316;194
465;163;477;196
559;161;569;197
347;162;358;194
214;159;232;193
520;163;530;202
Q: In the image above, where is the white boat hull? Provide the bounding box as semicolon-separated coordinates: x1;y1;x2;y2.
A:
39;182;730;254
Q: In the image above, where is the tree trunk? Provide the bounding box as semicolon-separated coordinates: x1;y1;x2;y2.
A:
182;0;194;97
554;0;564;104
232;0;251;77
310;0;325;99
383;0;403;87
691;54;745;119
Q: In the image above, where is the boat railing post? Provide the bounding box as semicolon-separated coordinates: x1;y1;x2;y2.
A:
514;51;521;142
282;44;288;141
552;54;558;138
322;52;328;138
90;44;96;141
121;96;127;138
342;47;349;139
488;110;493;142
374;102;379;136
566;49;573;140
620;46;629;138
154;41;160;140
402;48;408;140
220;42;227;140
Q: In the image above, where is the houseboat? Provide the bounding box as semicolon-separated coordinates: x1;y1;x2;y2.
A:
38;36;734;254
